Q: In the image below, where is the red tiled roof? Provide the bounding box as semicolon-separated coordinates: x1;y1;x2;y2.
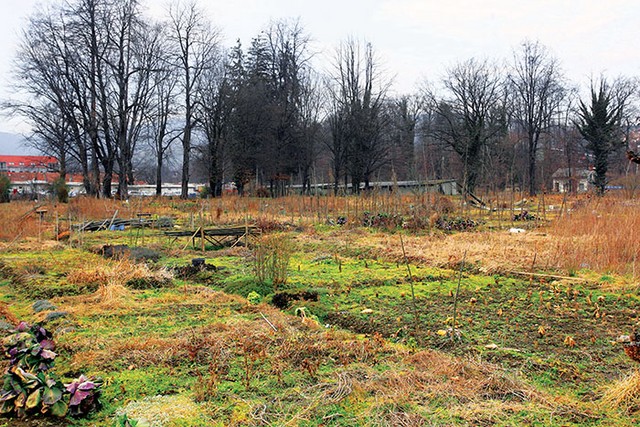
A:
0;155;58;167
4;172;84;184
5;172;59;183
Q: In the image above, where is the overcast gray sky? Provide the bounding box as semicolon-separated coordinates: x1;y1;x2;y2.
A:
1;0;639;133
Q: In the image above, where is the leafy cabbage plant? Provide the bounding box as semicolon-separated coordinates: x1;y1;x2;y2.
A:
0;321;102;418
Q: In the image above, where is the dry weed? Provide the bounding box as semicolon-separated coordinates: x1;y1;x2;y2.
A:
381;411;427;427
0;302;19;325
182;285;245;304
312;228;556;275
601;369;640;412
66;268;110;287
72;337;187;370
96;282;130;306
549;198;640;276
359;350;542;404
452;400;532;426
64;258;165;307
114;395;203;426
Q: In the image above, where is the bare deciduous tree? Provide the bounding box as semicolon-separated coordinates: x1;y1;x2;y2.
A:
168;1;220;198
385;94;423;181
428;58;506;194
509;40;566;195
328;38;391;193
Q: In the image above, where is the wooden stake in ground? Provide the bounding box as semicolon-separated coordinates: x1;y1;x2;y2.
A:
399;234;419;329
451;250;467;341
529;252;538;286
200;207;205;252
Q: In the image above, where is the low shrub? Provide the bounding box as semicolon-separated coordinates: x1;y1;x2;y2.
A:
223;278;273;298
246;291;262;305
253;234;294;287
513;210;536;221
434;216;481;232
361;211;404;228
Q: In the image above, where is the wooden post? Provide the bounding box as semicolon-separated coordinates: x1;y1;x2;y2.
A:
451;251;467;341
244;214;249;248
200;210;205;252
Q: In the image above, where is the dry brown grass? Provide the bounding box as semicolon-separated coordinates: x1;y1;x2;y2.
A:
191;192;492;227
0;302;19;325
359;229;556;274
401;350;541;403
67;196;177;220
3;193;638;282
63;258;172;309
601;369;640;412
66;267;111;288
549;197;640;277
291;195;640;280
304;347;553;426
0;202;59;240
71;337;187;370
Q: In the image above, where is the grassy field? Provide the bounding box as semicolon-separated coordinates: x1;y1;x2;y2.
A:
0;192;639;426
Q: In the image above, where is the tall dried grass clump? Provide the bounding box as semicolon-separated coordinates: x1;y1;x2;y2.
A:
67;268;111;288
254;234;294;287
549;198;640;276
0;201;55;240
67;197;125;220
96;280;130;305
76;258;170;306
601;370;640;412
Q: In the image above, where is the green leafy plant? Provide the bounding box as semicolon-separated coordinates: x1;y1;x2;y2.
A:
0;366;67;418
247;291;261;305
